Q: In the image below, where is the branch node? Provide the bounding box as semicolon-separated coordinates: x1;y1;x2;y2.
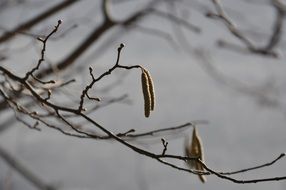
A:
117;129;136;137
161;138;168;156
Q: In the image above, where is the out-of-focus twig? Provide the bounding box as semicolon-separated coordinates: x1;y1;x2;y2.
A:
207;0;285;57
0;145;56;190
0;0;79;43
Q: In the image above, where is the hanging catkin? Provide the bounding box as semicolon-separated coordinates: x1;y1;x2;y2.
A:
141;69;151;117
185;127;206;183
141;68;155;117
143;69;155;111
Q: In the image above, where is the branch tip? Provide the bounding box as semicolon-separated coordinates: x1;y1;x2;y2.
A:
118;43;125;51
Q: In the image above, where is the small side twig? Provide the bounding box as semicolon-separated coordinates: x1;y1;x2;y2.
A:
161;138;168;156
77;43;141;112
220;153;286;175
199;159;286;184
23;20;62;81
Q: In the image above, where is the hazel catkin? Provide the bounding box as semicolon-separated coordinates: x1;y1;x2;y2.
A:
185;127;206;183
143;69;155;111
140;67;155;118
141;70;151;117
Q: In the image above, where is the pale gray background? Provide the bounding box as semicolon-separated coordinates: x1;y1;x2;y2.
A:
0;0;286;190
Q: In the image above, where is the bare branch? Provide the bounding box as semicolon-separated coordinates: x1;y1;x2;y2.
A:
23;20;62;81
220;153;286;175
199;159;286;184
207;0;285;57
0;0;79;43
161;138;168;156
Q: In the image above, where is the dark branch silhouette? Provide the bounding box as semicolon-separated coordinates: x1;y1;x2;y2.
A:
1;1;286;189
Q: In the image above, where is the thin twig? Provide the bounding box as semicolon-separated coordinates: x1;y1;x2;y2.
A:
220;153;286;175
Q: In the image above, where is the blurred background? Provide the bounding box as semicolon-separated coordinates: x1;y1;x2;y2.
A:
0;0;286;189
